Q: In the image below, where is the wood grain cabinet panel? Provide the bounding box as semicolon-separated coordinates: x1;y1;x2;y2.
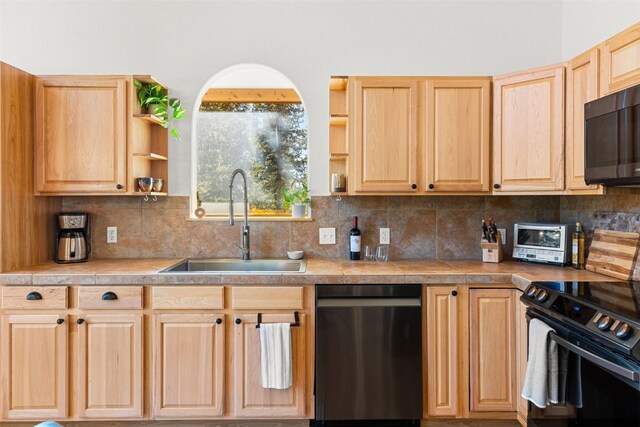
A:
153;313;225;418
35;76;128;194
2;286;67;310
77;286;143;310
76;314;143;418
424;78;491;193
515;294;528;425
351;77;419;193
231;286;304;310
232;313;306;418
566;49;603;194
493;65;565;192
601;23;640;96
152;286;224;310
469;289;517;412
1;314;67;420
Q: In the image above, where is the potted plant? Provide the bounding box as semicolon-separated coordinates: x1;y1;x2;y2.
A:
282;182;311;218
133;80;186;141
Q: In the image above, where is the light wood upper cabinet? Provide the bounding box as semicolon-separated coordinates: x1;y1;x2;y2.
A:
425;286;460;417
600;22;640;96
153;313;225;418
566;49;604;194
469;289;517;412
232;313;306;418
35;76;128;194
1;314;67;420
423;78;491;193
493;65;565;193
77;313;143;419
351;77;419;193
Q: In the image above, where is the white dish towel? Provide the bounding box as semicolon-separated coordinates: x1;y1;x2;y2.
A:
260;322;293;389
522;318;559;408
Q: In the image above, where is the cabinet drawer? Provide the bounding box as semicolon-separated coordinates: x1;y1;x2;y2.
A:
2;286;68;309
152;286;224;309
231;286;304;310
78;286;143;309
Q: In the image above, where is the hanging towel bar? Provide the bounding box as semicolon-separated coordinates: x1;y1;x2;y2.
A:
256;311;300;328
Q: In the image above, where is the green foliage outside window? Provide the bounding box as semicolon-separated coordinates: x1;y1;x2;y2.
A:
196;102;308;213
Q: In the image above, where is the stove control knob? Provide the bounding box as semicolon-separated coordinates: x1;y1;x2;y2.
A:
616;323;633;340
536;289;550;302
526;286;538;298
596;315;613;331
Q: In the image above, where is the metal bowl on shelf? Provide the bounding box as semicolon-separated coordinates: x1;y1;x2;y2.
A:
152;178;163;192
137;177;154;192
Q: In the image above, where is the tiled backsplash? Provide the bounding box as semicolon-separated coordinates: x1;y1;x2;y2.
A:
60;187;640;261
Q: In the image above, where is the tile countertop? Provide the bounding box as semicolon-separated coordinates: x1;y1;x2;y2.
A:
0;258;621;289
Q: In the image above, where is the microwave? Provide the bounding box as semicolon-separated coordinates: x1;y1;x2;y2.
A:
512;223;575;265
585;82;640;186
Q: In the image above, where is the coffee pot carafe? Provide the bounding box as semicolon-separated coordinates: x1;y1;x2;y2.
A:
55;212;90;263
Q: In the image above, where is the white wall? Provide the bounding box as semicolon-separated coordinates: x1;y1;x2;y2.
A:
562;0;640;59
0;0;615;196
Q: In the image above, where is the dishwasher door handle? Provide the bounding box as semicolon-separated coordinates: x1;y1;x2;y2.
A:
317;297;421;307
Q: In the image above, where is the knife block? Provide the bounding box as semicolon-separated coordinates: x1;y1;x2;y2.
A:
481;232;503;263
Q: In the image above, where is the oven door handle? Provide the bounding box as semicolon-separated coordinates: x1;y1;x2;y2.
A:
550;332;639;382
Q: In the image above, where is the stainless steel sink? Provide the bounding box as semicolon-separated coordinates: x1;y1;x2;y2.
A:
160;258;306;273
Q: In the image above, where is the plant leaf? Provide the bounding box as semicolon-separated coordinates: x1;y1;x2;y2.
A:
171;128;180;140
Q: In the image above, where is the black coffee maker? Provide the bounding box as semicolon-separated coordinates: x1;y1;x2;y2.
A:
55;212;90;263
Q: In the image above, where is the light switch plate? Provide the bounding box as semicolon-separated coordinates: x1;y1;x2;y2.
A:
380;228;390;245
319;227;336;244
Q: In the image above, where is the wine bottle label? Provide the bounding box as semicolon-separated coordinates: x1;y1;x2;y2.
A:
572;238;578;264
350;236;361;252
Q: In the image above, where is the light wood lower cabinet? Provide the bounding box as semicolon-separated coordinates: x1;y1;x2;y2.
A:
1;314;68;420
77;313;143;419
153;313;225;418
232;313;306;418
515;293;528;426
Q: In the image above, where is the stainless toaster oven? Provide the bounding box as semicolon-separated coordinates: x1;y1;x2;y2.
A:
512;223;575;265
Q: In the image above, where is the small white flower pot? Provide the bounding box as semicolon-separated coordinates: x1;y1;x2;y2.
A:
292;204;306;218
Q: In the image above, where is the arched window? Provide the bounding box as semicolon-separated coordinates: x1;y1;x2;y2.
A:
193;65;308;217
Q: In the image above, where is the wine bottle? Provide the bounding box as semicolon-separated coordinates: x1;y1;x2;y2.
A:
572;222;585;269
349;216;361;260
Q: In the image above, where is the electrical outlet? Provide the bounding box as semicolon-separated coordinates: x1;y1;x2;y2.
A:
107;226;117;243
380;228;390;245
498;228;506;245
319;227;336;244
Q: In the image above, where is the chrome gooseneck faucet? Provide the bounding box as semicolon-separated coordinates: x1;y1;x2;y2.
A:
229;168;250;260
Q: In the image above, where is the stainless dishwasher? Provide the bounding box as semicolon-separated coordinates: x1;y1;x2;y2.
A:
314;284;422;426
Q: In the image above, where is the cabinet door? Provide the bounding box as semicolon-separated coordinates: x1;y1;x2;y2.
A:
153;314;225;418
566;49;603;194
352;77;419;193
424;78;491;193
515;294;528;425
35;76;127;194
77;314;143;418
232;313;306;418
1;314;67;420
600;23;640;96
426;286;460;417
493;65;565;192
469;289;516;412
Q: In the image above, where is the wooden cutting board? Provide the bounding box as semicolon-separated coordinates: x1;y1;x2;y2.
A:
586;229;640;280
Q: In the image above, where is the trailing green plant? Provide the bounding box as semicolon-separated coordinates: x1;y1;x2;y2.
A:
133;80;186;141
281;182;310;211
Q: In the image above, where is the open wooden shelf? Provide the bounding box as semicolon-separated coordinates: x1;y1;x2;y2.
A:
133;152;168;161
329;116;348;126
133;114;164;125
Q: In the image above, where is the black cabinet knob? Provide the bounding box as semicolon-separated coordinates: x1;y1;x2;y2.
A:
101;291;118;301
56;318;64;325
235;318;242;325
428;183;435;190
26;291;43;301
216;318;223;325
411;184;417;189
493;183;501;189
116;184;123;190
451;290;458;296
77;318;85;325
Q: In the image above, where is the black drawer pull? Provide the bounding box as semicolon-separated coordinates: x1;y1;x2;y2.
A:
101;291;118;301
216;318;223;325
235;318;242;325
77;318;85;325
26;291;43;301
56;318;64;325
451;290;458;296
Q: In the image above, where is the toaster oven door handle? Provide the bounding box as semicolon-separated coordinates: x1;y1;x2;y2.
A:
549;332;639;382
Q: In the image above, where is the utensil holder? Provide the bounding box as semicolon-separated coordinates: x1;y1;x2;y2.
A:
481;232;503;263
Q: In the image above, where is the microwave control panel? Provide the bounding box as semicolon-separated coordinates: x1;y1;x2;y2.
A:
513;247;568;265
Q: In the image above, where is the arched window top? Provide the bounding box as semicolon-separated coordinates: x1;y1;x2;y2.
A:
193;64;308;219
